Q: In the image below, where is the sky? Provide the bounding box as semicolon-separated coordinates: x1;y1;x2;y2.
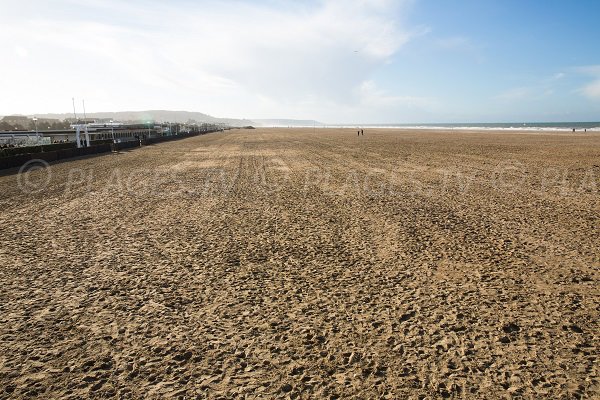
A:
1;0;599;123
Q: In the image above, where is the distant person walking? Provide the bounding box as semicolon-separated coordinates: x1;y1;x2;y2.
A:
361;129;364;136
358;130;360;136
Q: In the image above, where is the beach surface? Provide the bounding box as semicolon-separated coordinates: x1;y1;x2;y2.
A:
0;128;598;398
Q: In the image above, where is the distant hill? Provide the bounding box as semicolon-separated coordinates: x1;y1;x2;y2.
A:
31;110;255;127
1;111;325;128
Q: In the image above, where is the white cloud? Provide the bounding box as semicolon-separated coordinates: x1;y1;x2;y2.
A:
0;0;422;121
357;80;434;108
494;72;569;102
436;36;472;51
14;46;29;58
581;80;600;99
576;65;600;99
494;87;533;101
435;35;484;63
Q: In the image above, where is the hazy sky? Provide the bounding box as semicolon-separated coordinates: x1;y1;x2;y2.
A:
1;0;599;123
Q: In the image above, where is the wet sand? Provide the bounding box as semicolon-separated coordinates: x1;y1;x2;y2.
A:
0;128;598;398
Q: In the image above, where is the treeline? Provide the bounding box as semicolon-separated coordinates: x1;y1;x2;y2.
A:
0;118;71;131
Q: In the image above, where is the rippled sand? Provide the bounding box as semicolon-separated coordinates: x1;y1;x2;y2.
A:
0;128;598;398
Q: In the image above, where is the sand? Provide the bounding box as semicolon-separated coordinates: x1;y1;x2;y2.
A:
0;128;598;399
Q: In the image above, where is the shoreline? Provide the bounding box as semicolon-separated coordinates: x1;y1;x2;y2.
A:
256;126;600;134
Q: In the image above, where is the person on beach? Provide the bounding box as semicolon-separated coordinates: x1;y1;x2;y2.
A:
358;130;360;136
361;129;364;136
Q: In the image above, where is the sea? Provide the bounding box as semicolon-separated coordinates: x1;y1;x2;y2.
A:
327;122;600;131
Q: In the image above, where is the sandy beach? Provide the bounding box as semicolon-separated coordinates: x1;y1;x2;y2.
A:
0;127;598;398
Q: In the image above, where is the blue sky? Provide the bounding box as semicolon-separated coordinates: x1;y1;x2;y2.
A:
1;0;599;123
386;0;600;122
